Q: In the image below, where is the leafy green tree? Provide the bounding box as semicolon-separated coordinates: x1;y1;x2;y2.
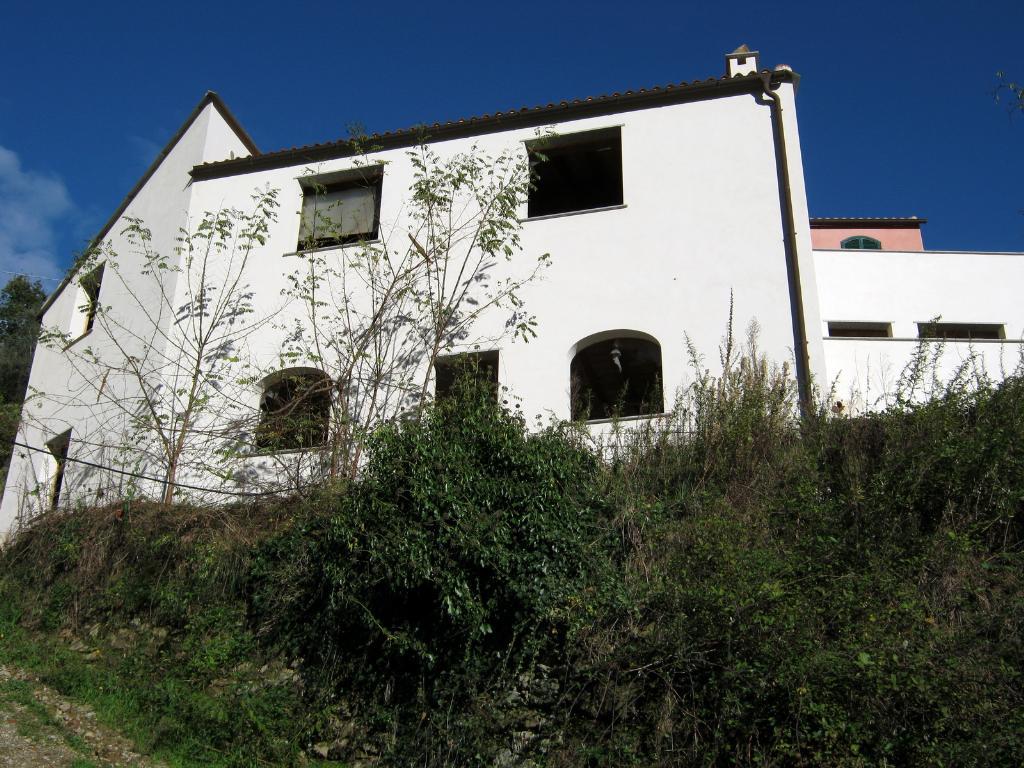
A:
0;275;45;403
0;275;45;479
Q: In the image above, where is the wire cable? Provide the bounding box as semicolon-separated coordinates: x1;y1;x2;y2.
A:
12;440;288;498
0;270;61;284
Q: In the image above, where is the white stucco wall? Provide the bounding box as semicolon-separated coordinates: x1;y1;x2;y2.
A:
815;248;1024;409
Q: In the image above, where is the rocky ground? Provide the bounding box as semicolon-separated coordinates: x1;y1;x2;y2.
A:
0;664;162;768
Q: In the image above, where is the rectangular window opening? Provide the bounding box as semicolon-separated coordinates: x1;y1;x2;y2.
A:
917;322;1005;341
46;429;71;510
827;321;892;338
434;350;499;400
527;128;623;218
74;264;104;339
298;168;383;250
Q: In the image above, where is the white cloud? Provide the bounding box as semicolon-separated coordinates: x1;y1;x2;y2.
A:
0;145;74;283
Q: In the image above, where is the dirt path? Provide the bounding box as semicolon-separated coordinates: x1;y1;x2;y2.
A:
0;664;163;768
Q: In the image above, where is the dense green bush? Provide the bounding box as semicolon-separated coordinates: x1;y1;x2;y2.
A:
253;380;615;704
870;375;1024;549
556;355;1024;766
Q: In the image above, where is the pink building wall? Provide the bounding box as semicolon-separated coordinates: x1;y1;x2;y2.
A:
810;220;925;251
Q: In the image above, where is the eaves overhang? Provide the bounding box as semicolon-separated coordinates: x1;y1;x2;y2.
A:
190;69;796;182
810;217;927;228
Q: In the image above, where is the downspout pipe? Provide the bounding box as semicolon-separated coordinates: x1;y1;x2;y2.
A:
760;71;812;412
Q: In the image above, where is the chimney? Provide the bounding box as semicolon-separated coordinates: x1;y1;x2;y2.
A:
725;44;760;78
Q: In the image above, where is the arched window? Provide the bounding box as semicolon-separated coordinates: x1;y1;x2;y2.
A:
840;236;881;250
255;369;332;451
570;332;664;421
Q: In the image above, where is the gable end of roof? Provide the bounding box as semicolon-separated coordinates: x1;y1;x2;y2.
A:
38;92;258;319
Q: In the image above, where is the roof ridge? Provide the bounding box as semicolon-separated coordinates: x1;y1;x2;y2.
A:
202;91;260;156
811;216;924;220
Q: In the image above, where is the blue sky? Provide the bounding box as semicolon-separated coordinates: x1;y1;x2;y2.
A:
1;0;1022;286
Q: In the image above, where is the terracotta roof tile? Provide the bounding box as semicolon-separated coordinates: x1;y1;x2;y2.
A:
811;217;927;225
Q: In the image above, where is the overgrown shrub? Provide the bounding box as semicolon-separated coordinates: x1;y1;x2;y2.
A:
556;355;1024;766
254;379;615;706
596;323;805;516
869;374;1024;549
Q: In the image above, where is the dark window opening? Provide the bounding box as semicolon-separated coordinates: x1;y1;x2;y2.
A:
528;129;623;218
917;322;1005;341
298;170;382;250
434;350;499;400
570;336;663;421
840;236;882;250
46;430;71;510
79;264;104;336
827;322;892;338
255;370;332;451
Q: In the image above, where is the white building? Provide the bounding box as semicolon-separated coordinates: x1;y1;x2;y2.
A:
3;47;1021;535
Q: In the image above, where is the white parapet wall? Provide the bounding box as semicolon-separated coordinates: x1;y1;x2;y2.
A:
815;248;1024;410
